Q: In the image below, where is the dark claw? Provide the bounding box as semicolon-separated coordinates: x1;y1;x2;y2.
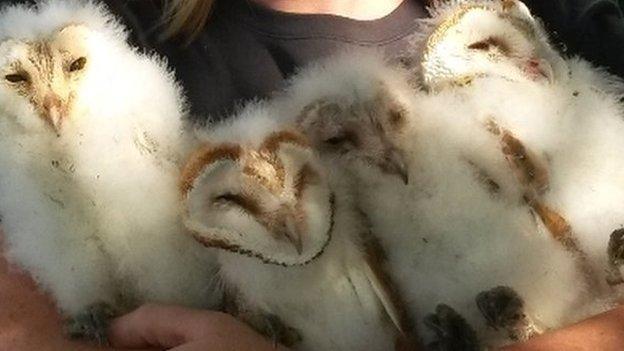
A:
608;229;624;268
423;304;480;351
65;302;117;345
262;314;302;348
606;229;624;285
476;286;524;331
476;286;539;342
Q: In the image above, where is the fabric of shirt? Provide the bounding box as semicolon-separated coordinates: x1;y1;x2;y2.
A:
103;0;624;122
105;0;427;122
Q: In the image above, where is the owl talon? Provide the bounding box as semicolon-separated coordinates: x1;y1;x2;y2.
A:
65;302;117;345
476;286;540;342
255;313;302;348
423;304;480;351
607;229;624;286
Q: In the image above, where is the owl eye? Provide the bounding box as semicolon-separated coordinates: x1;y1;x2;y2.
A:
214;193;261;215
388;108;406;126
69;57;87;72
4;73;28;83
214;193;243;204
468;40;492;51
325;135;349;145
468;37;510;54
324;132;358;148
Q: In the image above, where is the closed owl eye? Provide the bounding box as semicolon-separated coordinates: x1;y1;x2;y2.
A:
325;135;348;145
69;57;87;72
388;108;406;127
324;130;358;147
4;73;28;83
214;193;262;215
214;193;244;205
468;37;510;54
468;41;491;51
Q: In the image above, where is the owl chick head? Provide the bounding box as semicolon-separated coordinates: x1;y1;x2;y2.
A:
418;0;566;89
0;0;127;134
181;130;334;266
297;85;410;185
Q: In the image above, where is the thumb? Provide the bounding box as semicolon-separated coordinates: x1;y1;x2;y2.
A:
107;304;221;349
108;304;290;351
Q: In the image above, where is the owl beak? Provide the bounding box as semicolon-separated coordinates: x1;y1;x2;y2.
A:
285;230;303;255
280;216;304;255
41;94;67;134
379;148;409;185
526;58;554;84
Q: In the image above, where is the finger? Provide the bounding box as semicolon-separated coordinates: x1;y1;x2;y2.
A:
169;337;291;351
108;304;219;349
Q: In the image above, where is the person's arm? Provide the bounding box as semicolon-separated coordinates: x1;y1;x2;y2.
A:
525;0;624;78
110;304;624;351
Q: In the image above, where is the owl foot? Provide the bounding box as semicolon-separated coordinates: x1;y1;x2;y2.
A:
65;302;117;345
476;286;541;342
423;304;480;351
251;313;302;348
266;314;302;347
607;229;624;286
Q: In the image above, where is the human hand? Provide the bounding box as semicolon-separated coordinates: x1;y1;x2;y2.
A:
108;304;291;351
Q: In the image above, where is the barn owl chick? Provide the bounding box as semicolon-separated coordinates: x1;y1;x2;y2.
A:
182;126;332;266
418;0;624;299
275;51;415;186
181;103;414;351
0;0;219;342
414;0;567;90
283;51;596;348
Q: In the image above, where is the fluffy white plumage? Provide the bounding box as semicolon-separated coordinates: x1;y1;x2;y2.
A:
181;103;413;350
417;0;624;301
0;0;220;333
182;0;624;348
280;50;607;348
430;62;624;288
278;0;624;347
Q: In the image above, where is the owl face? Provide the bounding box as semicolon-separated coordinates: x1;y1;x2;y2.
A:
422;0;562;89
181;130;335;266
297;88;409;184
0;25;90;134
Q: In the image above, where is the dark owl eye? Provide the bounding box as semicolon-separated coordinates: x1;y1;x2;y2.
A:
4;73;28;83
468;37;510;54
214;193;261;215
388;108;406;126
323;129;358;149
468;41;491;51
325;135;348;145
214;193;241;203
69;57;87;72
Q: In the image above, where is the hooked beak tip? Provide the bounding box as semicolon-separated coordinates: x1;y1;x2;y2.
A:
43;109;64;134
400;169;409;185
526;58;554;84
285;231;304;255
293;238;303;255
381;149;409;185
